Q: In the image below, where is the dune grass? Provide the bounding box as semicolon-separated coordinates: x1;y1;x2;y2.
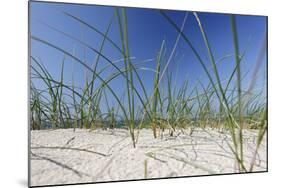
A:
30;7;267;172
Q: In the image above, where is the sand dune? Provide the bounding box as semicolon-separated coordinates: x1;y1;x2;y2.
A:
30;128;267;186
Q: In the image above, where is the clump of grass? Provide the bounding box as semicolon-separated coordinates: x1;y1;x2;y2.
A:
160;11;267;171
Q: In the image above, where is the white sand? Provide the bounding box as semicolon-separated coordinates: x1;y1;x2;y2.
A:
30;128;267;186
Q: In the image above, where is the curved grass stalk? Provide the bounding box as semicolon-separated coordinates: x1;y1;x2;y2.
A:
160;11;233;123
59;11;151;107
62;11;123;53
37;21;152;122
160;10;247;171
31;35;130;125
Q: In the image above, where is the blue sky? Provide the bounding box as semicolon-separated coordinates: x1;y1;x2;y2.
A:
30;1;267;112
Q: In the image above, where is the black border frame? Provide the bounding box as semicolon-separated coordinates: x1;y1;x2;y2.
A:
28;1;268;187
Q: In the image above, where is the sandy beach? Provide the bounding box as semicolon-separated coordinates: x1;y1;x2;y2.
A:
30;128;267;186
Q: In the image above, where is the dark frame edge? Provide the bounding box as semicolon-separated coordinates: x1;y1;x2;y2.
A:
28;1;31;187
265;16;269;172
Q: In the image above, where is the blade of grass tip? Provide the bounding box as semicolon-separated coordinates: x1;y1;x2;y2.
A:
230;15;244;171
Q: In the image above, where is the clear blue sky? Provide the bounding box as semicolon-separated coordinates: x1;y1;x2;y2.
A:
30;1;267;111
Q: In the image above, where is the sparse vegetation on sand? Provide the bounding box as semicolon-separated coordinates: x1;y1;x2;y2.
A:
30;6;267;182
